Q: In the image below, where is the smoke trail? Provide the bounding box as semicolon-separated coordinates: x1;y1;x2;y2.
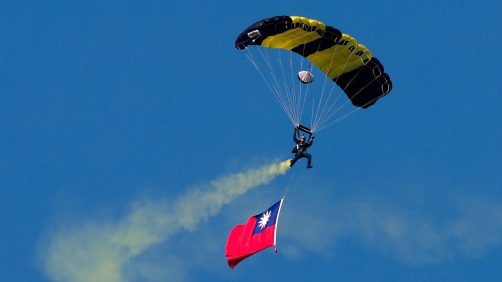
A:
40;160;291;282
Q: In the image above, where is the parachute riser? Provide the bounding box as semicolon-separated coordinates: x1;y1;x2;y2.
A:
296;124;314;141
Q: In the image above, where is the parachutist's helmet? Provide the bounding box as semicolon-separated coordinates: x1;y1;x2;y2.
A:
300;136;306;141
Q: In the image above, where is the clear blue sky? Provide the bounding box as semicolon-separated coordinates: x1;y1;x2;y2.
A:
1;1;501;281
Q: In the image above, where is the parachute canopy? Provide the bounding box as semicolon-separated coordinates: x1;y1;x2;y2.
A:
235;16;393;132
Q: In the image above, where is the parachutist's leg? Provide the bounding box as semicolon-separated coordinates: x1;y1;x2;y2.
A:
304;153;312;168
290;153;301;167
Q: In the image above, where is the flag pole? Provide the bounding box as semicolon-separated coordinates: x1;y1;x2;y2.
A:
275;173;295;253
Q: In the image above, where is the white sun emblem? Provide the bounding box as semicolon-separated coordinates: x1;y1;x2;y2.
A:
258;210;272;229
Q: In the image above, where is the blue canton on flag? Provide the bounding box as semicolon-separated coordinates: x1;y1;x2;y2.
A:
252;200;282;235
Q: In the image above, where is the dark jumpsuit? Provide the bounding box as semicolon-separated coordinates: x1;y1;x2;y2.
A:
290;130;313;167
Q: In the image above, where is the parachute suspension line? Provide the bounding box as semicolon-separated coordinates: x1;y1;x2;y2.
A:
318;63;369;126
313;73;343;131
298;41;313;129
315;73;346;130
259;47;299;126
311;38;343;132
281;48;300;126
313;44;354;131
276;50;295;123
290;49;301;125
316;40;348;132
315;74;386;131
311;94;316;130
314;43;363;131
307;39;329;132
317;55;371;130
271;41;313;128
319;46;369;124
287;51;300;125
244;49;295;124
340;59;367;93
260;47;298;125
258;47;288;110
286;39;310;128
245;50;292;122
282;48;303;126
335;53;374;105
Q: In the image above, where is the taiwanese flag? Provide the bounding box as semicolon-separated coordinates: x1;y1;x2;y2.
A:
225;199;284;268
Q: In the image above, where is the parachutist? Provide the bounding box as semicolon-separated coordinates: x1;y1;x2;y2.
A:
290;127;314;168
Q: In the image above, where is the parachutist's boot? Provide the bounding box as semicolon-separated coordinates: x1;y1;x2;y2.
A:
306;164;313;169
289;159;295;167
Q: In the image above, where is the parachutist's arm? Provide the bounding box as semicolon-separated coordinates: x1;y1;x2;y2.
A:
293;129;300;143
307;136;315;146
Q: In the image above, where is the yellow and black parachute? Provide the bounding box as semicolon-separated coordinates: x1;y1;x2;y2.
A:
235;16;393;132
